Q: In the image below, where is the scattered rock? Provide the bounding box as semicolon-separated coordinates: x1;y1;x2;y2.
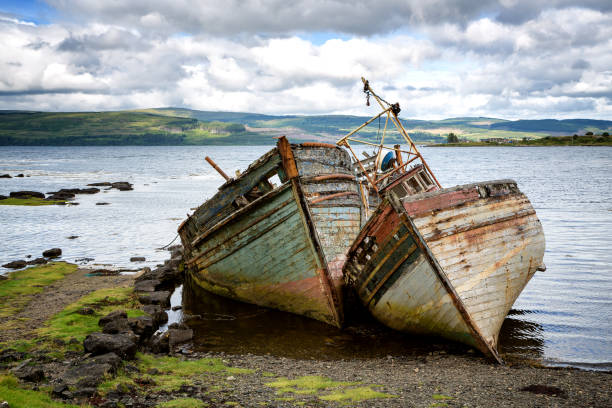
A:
102;318;130;335
96;202;110;205
46;192;74;201
0;275;6;281
42;248;62;258
88;352;123;372
128;315;155;338
67;235;79;239
0;174;11;178
134;279;161;293
72;387;97;398
26;257;47;265
0;401;9;408
138;291;171;308
12;363;45;382
77;307;95;315
142;305;168;326
136;266;180;285
2;260;26;269
87;182;111;186
83;332;137;360
168;327;193;349
130;256;146;262
52;383;68;397
99;310;128;327
16;174;24;177
9;191;45;199
111;181;133;191
75;257;94;263
149;332;169;354
0;349;25;363
171;305;182;311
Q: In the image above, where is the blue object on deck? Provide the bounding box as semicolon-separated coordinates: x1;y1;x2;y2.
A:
381;152;395;171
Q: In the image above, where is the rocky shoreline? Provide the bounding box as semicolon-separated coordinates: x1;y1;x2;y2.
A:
0;248;610;407
0;181;133;206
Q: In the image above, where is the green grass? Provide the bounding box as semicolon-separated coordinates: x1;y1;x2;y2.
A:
265;375;396;404
38;286;143;343
99;353;255;394
0;197;66;206
320;386;396;404
265;375;358;395
0;374;85;408
156;398;208;408
432;394;454;400
0;262;78;317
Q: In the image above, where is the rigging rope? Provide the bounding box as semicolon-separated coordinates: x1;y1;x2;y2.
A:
158;233;180;250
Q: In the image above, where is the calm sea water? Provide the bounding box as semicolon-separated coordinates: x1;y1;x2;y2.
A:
1;145;611;369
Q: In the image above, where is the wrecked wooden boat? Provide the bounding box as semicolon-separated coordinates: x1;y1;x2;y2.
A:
178;137;362;327
339;79;545;362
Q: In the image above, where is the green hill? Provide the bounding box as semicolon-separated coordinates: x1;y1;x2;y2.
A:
0;111;270;145
1;108;610;146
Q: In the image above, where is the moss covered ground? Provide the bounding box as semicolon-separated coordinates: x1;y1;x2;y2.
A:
0;262;78;317
0;197;66;206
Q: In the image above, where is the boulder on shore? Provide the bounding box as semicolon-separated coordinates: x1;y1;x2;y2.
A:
0;174;11;178
83;332;137;360
11;362;45;382
98;310;127;327
134;279;161;293
87;182;111;186
142;304;168;326
2;260;26;269
10;191;45;199
138;291;171;308
130;256;145;262
27;258;47;265
42;248;62;258
111;181;133;191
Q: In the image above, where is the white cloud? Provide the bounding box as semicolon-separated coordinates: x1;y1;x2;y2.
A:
0;2;609;119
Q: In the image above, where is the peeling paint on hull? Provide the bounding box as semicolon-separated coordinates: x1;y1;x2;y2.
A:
179;140;362;327
344;180;545;361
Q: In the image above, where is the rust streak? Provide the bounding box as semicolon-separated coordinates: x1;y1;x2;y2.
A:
309;191;359;205
302;173;356;183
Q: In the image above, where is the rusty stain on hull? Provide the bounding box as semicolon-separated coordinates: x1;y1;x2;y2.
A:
179;137;362;327
344;180;545;361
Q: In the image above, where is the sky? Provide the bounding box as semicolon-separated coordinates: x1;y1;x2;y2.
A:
0;0;611;119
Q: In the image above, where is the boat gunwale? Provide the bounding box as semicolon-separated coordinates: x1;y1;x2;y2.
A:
401;179;518;204
189;180;293;251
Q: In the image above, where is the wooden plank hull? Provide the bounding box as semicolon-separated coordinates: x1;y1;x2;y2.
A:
344;180;545;360
179;141;362;327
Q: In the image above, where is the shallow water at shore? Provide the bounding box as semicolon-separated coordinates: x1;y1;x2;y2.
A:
1;145;611;369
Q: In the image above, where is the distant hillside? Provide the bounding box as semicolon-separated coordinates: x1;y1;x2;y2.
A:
1;108;610;146
485;119;612;134
0;111;270;145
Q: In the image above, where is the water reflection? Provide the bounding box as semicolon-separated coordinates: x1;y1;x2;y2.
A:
181;278;545;361
498;309;545;360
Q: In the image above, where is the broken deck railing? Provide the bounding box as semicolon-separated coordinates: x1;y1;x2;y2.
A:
336;78;441;195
